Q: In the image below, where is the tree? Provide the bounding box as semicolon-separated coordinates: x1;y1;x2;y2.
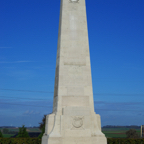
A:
38;125;45;139
16;125;29;138
38;115;46;139
39;115;46;130
0;130;3;138
126;129;140;138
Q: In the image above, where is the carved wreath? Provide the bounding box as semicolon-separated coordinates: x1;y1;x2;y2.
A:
72;116;83;128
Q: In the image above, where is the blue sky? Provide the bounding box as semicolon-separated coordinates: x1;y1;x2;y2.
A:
0;0;144;127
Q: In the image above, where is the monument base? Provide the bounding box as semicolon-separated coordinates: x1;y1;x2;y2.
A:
42;136;107;144
42;107;107;144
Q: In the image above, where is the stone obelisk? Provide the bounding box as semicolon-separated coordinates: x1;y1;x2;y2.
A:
42;0;107;144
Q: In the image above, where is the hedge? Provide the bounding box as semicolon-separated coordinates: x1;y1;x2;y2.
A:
0;138;41;144
0;138;144;144
107;138;144;144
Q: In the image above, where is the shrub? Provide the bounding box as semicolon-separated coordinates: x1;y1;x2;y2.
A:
126;129;140;138
38;125;45;139
0;138;41;144
16;125;29;138
107;138;144;144
0;130;3;138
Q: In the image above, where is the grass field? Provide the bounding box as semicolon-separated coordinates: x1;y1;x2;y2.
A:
102;128;141;138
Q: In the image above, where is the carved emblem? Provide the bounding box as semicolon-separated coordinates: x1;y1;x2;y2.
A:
72;116;83;128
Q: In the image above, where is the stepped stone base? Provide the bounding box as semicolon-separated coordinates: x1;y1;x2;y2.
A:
42;137;107;144
42;107;107;144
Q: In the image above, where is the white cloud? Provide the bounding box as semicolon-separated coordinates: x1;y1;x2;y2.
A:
0;47;12;48
0;61;34;64
94;101;144;113
23;110;40;115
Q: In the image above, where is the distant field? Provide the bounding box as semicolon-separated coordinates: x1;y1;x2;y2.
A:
0;128;19;132
0;128;41;132
3;134;15;138
0;127;41;138
27;128;41;132
1;127;141;138
102;128;141;138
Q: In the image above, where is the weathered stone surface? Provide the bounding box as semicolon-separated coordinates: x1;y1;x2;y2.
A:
42;0;107;143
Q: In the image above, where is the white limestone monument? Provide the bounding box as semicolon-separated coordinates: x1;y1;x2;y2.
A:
42;0;107;143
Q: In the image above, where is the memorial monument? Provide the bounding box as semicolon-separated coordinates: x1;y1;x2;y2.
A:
42;0;107;143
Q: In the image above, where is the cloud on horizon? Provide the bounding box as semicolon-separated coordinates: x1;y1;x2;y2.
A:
0;47;12;49
0;61;34;64
23;110;40;115
94;101;144;113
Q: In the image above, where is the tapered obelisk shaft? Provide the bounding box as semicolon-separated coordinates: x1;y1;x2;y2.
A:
53;0;94;115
